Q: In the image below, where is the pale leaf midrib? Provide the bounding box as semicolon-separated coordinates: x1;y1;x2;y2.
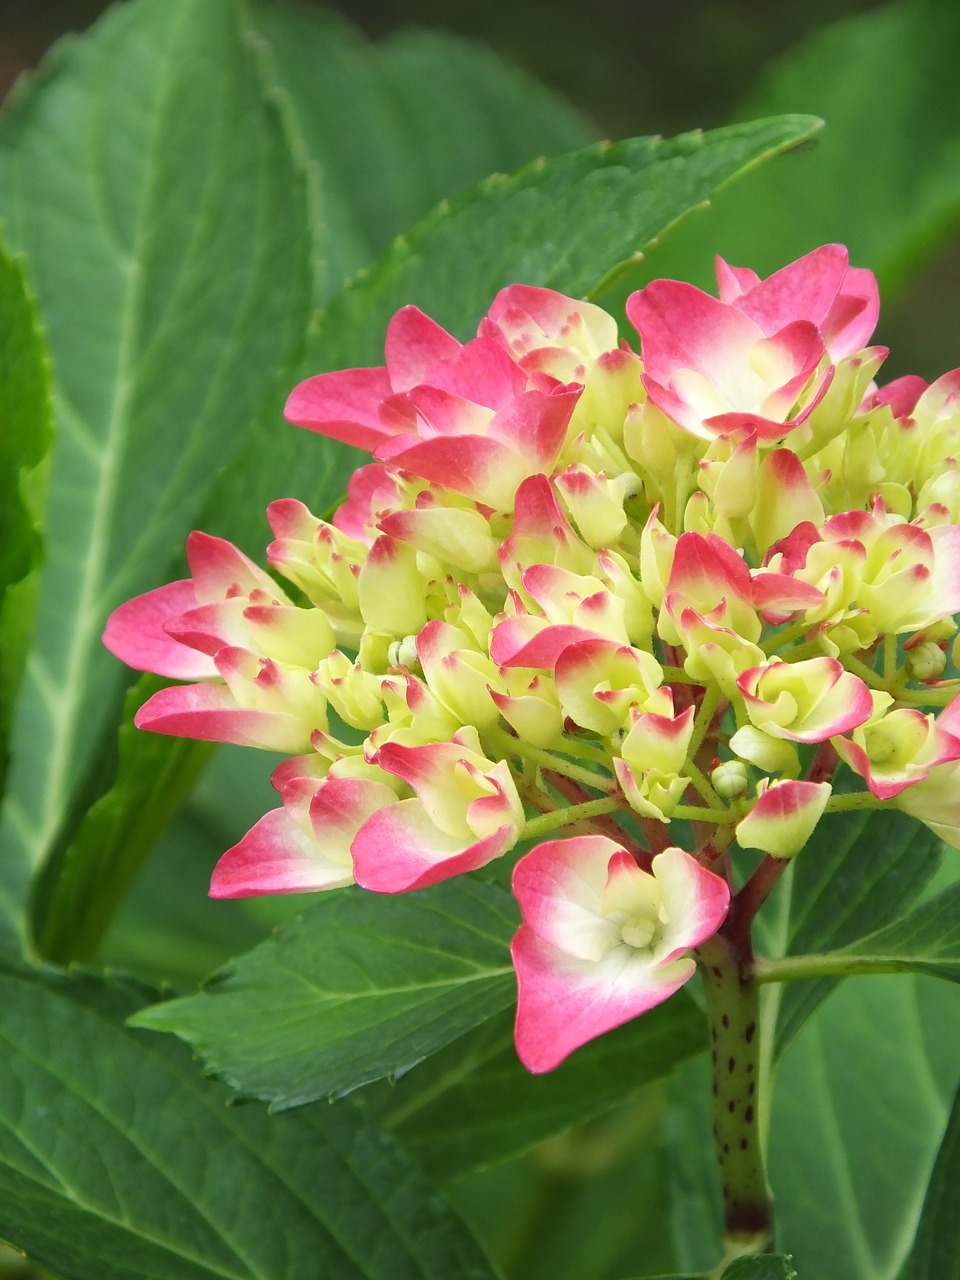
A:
29;1;200;866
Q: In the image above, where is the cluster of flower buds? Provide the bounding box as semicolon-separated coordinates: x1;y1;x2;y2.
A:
105;245;960;1071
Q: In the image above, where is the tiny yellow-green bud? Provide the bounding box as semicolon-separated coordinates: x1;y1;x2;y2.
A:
711;759;749;800
908;640;947;683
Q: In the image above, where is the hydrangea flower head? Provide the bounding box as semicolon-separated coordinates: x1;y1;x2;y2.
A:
105;247;960;1069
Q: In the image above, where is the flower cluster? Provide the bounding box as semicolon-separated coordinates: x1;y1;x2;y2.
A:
105;245;960;1071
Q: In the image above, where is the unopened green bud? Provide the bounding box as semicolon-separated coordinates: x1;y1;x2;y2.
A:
711;759;749;800
908;640;947;683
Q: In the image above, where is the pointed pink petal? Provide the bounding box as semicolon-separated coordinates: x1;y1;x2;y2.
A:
185;531;279;604
715;256;760;302
511;927;694;1072
210;807;353;898
284;366;396;450
384;305;461;392
733;244;849;335
499;625;602;670
103;580;215;679
627;281;763;384
134;683;310;752
422;335;527;409
352;801;513;893
375;434;527;508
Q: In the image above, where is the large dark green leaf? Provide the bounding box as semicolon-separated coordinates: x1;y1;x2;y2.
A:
768;975;960;1279
753;805;943;1057
0;0;313;917
132;877;519;1106
245;1;596;299
29;675;214;964
635;1259;796;1280
0;240;51;895
369;993;705;1183
757;880;960;987
898;1079;960;1279
0;963;499;1280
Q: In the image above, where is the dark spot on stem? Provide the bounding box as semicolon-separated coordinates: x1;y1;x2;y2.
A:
728;1057;736;1072
713;1080;718;1096
728;1100;736;1113
711;1026;717;1043
723;1143;730;1154
712;966;723;979
745;1105;755;1124
722;1013;730;1029
740;1138;748;1151
745;1021;756;1043
748;1081;756;1097
712;1049;717;1065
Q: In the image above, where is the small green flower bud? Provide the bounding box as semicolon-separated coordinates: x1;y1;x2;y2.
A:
908;640;947;683
711;759;749;800
387;634;420;670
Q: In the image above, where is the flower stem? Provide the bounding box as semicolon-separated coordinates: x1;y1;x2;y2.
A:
522;796;622;841
486;727;616;792
695;933;774;1257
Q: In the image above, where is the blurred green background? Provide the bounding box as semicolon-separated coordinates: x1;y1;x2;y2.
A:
5;0;957;385
2;0;884;137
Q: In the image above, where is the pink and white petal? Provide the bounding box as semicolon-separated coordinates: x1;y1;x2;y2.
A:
715;257;760;303
352;801;514;892
512;836;623;961
209;807;353;898
650;847;730;964
424;335;528;409
512;927;695;1072
134;682;311;753
627;281;763;385
384;305;461;392
185;531;281;604
284;366;395;450
667;531;753;605
733;245;849;336
103;580;215;679
488;385;582;470
406;385;494;438
375;434;528;509
488;284;617;349
332;464;406;542
824;265;880;356
498;624;603;670
735;780;832;858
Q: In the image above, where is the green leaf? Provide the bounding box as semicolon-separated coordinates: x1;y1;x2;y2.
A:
210;114;824;532
29;675;214;964
0;0;313;906
898;1079;960;1279
99;743;291;990
369;993;705;1183
0;962;499;1280
0;241;52;815
620;0;960;300
132;877;519;1106
315;115;823;355
451;1083;677;1279
757;880;960;987
768;975;960;1279
244;1;596;299
632;1259;796;1280
755;805;943;1057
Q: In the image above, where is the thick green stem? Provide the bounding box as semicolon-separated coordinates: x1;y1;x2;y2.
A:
695;934;774;1256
